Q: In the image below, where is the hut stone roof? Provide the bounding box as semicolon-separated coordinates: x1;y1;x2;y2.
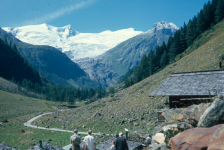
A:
149;70;224;96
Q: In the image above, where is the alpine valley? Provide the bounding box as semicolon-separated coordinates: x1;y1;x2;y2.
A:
2;21;178;87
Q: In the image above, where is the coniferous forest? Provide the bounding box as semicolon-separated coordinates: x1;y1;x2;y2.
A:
122;0;224;88
0;37;109;104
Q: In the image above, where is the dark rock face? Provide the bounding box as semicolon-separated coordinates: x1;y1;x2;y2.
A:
171;124;223;150
208;124;224;150
198;98;224;127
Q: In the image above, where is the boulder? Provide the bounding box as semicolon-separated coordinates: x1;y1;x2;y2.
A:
171;124;223;150
162;124;177;132
162;103;210;126
153;133;165;144
208;124;224;150
162;108;184;123
198;98;224;127
179;103;210;126
149;142;166;150
153;125;163;136
177;122;193;131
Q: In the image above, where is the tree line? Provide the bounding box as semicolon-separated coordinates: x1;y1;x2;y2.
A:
123;0;224;88
0;37;113;105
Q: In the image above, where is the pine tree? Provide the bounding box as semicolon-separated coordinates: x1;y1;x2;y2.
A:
160;51;168;68
139;54;148;79
215;0;224;23
148;50;155;75
203;1;214;29
186;20;196;46
179;30;188;53
197;10;206;34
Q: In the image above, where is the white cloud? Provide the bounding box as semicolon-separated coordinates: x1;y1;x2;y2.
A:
23;0;95;25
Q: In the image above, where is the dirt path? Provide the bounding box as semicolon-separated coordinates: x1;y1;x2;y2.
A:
24;112;101;135
24;112;103;150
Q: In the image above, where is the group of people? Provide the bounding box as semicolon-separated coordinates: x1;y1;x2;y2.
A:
70;129;129;150
70;129;96;150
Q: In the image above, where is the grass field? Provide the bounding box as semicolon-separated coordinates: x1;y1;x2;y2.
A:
0;116;72;149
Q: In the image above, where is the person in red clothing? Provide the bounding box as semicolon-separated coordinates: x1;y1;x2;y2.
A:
115;132;129;150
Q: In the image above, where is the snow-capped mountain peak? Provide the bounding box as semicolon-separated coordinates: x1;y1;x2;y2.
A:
145;21;179;34
2;24;143;60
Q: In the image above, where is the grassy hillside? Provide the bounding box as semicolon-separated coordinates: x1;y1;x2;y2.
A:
1;20;224;150
34;20;224;135
0;90;59;122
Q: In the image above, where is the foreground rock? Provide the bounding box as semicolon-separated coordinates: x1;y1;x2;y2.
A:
149;142;167;150
198;98;224;127
0;142;18;150
154;133;165;144
28;141;63;150
171;124;223;150
208;124;224;150
161;103;210;126
96;138;142;150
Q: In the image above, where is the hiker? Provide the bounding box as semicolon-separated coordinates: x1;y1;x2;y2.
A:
145;135;152;146
219;59;222;70
115;132;129;150
110;140;116;150
83;130;96;150
70;129;81;150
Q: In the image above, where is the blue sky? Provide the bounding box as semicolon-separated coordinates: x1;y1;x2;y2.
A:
0;0;210;33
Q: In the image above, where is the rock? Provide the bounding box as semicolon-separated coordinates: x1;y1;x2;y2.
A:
162;124;177;132
91;111;101;119
0;142;18;150
179;103;210;126
162;103;210;126
198;98;224;127
153;133;165;144
162;108;184;123
149;142;166;150
21;129;25;133
208;124;224;150
171;124;223;150
177;122;193;131
153;125;163;136
133;122;139;126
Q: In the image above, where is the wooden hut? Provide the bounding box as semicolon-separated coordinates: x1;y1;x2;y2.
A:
149;70;224;109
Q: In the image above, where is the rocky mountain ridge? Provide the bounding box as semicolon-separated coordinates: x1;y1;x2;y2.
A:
75;21;179;87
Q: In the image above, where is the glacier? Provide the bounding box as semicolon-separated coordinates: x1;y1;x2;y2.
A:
2;24;143;60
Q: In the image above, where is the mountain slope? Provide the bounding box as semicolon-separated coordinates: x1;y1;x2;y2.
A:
75;21;179;87
2;24;143;60
0;28;101;88
0;37;42;85
37;19;224;135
